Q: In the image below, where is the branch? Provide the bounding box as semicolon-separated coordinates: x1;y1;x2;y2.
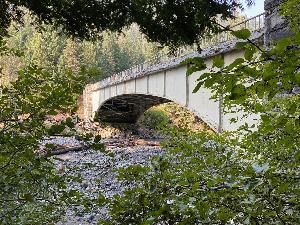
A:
208;19;266;54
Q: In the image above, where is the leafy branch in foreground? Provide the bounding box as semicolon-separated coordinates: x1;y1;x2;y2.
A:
101;0;300;224
0;43;105;223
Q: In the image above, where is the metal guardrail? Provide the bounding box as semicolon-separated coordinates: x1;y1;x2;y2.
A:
102;13;265;86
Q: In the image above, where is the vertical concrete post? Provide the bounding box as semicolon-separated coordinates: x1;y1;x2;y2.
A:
147;75;150;94
163;71;167;97
185;64;190;107
218;94;223;133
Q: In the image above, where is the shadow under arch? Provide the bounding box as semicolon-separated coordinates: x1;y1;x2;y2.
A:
95;94;171;123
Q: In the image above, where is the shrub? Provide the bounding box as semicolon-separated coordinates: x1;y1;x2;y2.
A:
139;108;170;130
102;116;300;224
100;1;300;223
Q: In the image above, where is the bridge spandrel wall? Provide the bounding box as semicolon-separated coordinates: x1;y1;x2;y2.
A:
136;76;148;94
188;58;220;131
165;65;187;106
116;82;125;95
88;46;263;131
92;91;101;116
99;89;105;103
148;71;165;97
110;85;117;98
104;87;110;101
124;79;136;94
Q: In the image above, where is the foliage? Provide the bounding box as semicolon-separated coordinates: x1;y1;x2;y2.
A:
0;42;105;223
138;108;171;130
1;0;252;48
104;119;299;224
1;12;163;83
144;103;212;132
0;0;299;224
102;0;300;224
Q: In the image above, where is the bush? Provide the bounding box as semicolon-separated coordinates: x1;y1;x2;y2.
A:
101;1;300;223
157;103;212;132
102;117;300;224
139;108;171;130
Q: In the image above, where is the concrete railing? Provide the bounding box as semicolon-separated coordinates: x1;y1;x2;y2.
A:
200;13;265;48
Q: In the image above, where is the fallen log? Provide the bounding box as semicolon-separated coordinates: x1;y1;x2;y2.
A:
134;139;160;146
49;144;89;156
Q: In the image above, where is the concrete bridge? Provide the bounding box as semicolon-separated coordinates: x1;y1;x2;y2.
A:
82;0;289;132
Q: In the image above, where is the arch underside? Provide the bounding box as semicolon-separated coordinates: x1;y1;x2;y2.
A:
96;94;171;123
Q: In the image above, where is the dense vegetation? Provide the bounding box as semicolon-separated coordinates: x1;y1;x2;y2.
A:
0;11;162;85
1;0;247;47
138;103;211;132
0;0;299;224
101;1;300;224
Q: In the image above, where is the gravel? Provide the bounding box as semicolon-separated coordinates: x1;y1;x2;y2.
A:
48;137;164;225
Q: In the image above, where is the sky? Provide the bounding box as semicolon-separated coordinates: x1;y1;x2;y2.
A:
242;1;265;18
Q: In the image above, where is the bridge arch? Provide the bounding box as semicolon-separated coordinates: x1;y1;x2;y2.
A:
95;94;171;123
89;61;224;132
85;46;261;132
82;11;285;132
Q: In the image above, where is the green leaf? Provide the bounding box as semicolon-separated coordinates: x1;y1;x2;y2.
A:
97;194;107;206
288;103;296;114
48;124;65;135
184;57;207;75
295;151;300;160
227;58;244;70
193;81;203;93
244;47;256;61
181;57;204;65
276;38;291;53
229;84;246;100
45;143;55;149
187;66;199;76
277;183;289;193
65;117;75;128
213;55;224;68
91;143;105;152
295;73;300;85
294;32;300;44
232;29;251;40
235;42;248;49
23;193;33;202
94;135;102;143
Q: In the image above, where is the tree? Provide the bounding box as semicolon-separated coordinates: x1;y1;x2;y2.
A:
1;11;164;81
1;0;250;48
0;58;95;223
1;0;298;224
101;0;300;224
0;2;219;222
60;39;81;74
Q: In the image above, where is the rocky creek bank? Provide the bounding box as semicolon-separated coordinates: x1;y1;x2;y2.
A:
43;134;164;225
